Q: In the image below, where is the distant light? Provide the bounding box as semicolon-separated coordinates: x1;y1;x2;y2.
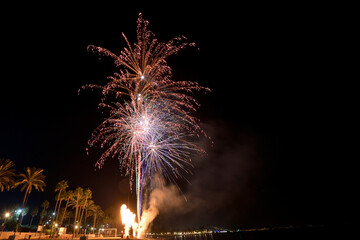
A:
53;212;55;215
5;212;10;218
140;75;145;80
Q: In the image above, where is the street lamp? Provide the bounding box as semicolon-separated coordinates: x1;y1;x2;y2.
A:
15;209;22;218
3;212;10;227
1;212;11;237
15;209;22;220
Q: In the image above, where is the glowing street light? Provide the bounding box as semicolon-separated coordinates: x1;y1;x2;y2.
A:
1;212;11;237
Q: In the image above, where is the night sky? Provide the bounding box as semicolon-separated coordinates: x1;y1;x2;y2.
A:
0;3;356;231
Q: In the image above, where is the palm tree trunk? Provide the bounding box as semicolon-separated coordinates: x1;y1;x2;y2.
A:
24;191;31;207
74;205;79;236
78;206;84;228
54;197;59;219
15;187;29;233
92;214;97;234
20;213;25;226
22;186;30;207
40;205;48;225
40;208;45;224
54;189;62;222
83;210;88;234
79;195;88;230
55;199;63;223
60;197;70;226
73;194;80;237
78;206;86;231
29;216;34;226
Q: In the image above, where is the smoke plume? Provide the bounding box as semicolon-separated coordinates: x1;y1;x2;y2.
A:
138;181;185;237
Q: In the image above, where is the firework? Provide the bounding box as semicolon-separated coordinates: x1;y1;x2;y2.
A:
85;13;210;226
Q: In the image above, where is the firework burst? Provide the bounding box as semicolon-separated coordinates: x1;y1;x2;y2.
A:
84;13;210;224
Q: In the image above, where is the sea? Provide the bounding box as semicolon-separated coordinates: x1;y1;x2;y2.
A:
147;232;241;240
145;223;355;240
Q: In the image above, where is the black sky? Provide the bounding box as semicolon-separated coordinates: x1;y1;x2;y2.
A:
0;3;356;230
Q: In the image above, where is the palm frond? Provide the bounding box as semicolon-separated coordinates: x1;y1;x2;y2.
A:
0;158;16;192
12;167;46;206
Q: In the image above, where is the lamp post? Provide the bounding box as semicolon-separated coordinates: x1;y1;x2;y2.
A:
14;209;22;234
1;212;11;237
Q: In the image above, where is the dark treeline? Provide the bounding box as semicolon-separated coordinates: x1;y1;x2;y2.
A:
0;158;118;236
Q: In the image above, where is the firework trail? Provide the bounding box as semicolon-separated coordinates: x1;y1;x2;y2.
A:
84;13;210;226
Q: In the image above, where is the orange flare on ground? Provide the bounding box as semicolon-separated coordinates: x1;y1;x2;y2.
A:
120;204;137;238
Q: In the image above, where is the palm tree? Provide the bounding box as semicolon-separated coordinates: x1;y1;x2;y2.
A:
40;200;49;224
91;205;104;234
12;167;45;233
38;200;49;237
67;210;75;227
54;180;68;222
72;187;84;236
19;207;29;226
57;191;69;223
0;158;16;192
13;167;46;207
59;190;74;226
29;206;39;226
82;200;95;233
78;188;92;229
58;208;71;227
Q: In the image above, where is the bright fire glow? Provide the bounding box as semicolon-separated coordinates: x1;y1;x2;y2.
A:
120;204;138;238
